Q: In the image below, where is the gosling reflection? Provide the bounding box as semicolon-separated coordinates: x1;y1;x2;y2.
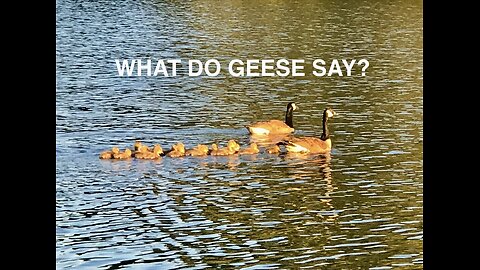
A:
226;155;240;171
99;156;133;171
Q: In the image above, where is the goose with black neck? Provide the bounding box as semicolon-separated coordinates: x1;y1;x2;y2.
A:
246;102;297;136
279;107;336;154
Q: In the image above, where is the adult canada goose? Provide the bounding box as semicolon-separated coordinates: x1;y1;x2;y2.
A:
113;148;132;159
185;144;210;156
99;147;120;159
246;102;297;135
135;144;163;159
279;108;336;154
166;142;186;157
238;143;260;155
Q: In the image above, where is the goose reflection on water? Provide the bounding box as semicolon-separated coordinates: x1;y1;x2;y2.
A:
280;152;339;223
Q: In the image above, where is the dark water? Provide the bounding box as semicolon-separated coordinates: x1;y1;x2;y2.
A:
56;0;423;269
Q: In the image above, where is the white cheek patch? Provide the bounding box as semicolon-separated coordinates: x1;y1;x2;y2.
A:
292;103;297;110
327;110;334;117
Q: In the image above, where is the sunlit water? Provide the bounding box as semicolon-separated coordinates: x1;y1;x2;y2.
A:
56;0;423;269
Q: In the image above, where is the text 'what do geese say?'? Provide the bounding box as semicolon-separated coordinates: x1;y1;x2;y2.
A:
115;59;370;77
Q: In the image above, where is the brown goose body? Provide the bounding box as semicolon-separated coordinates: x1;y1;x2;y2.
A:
282;108;336;154
284;137;332;154
246;102;297;135
247;120;294;135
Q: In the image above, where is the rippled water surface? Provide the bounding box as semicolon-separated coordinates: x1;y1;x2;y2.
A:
56;0;423;268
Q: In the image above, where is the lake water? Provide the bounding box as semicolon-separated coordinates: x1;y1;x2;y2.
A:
56;0;423;269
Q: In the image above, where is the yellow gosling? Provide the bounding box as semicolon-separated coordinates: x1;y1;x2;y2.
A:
210;140;240;156
227;140;240;153
113;148;132;159
210;144;218;152
99;147;120;159
135;144;163;159
134;141;145;151
185;144;210;156
166;142;185;157
239;143;259;155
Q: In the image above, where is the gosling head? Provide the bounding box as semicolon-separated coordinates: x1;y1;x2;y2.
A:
134;141;143;151
198;144;209;154
137;145;149;153
227;140;240;152
173;142;185;153
211;144;218;151
153;144;163;155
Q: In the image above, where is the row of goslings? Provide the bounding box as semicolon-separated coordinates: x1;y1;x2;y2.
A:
99;140;278;160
